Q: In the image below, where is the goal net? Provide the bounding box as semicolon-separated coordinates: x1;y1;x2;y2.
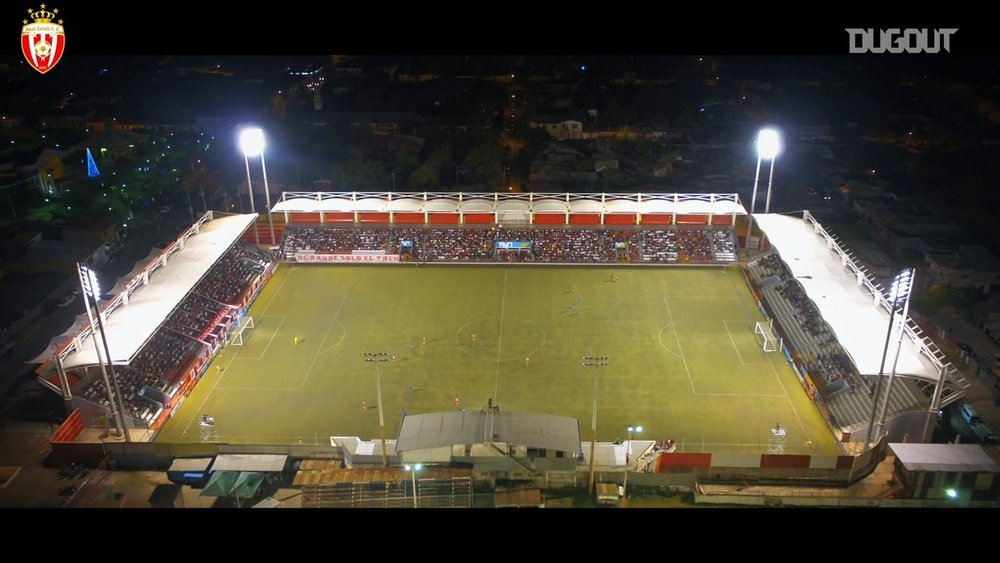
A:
754;320;780;353
228;315;255;346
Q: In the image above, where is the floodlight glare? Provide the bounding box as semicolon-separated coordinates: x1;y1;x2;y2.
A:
82;267;100;297
889;268;915;302
756;129;782;160
239;127;265;158
945;488;958;499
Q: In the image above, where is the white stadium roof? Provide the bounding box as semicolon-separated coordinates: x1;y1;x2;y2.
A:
754;213;943;382
270;191;748;217
57;213;256;371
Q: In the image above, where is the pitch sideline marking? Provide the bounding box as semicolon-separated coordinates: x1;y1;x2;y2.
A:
725;267;811;441
258;265;296;316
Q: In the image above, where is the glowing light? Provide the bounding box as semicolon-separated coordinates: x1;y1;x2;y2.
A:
756;129;782;160
239;127;266;157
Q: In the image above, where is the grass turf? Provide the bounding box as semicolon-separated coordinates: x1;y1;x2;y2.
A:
154;263;838;455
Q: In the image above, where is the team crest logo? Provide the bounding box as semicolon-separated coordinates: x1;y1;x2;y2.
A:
22;5;65;74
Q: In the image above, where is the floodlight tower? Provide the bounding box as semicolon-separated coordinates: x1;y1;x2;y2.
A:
875;268;916;441
77;264;130;442
865;268;915;446
583;355;608;494
363;352;391;467
239;127;274;246
744;128;782;249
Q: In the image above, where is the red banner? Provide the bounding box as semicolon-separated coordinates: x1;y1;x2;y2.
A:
295;253;400;263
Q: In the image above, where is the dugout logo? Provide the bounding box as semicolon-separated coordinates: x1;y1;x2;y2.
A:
21;4;65;74
846;28;957;54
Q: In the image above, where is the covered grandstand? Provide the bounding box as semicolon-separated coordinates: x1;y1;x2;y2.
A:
749;211;968;443
33;211;276;435
270;191;746;226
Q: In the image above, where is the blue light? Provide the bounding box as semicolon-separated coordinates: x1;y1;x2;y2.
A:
580;65;587;71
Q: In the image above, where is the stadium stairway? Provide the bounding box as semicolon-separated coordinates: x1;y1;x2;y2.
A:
828;377;928;428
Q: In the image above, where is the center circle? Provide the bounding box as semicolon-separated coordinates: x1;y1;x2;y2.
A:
455;317;546;362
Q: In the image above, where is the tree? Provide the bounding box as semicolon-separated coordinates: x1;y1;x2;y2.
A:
407;163;442;189
463;141;504;188
343;156;389;190
526;127;552;152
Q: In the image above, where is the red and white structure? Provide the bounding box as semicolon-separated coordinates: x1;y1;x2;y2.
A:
271;191;747;227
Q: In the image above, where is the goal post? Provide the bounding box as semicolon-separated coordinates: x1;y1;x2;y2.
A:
228;315;255;346
754;320;781;353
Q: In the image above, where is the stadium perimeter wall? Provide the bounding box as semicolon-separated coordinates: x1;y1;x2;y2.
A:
66;437;886;489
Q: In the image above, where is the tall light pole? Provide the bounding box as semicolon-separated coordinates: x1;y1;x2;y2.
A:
744;128;782;249
364;352;391;467
583;355;607;494
238;129;259;246
239;127;275;245
875;268;916;442
404;463;422;508
623;424;643;498
761;129;782;214
865;268;915;446
78;264;130;442
239;127;270;246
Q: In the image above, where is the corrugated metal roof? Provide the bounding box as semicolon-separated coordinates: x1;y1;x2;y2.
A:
890;443;1000;473
211;454;288;473
397;410;581;454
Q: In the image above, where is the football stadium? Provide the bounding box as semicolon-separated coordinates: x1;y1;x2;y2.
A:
35;191;969;505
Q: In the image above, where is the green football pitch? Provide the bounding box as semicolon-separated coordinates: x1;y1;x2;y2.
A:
154;263;839;455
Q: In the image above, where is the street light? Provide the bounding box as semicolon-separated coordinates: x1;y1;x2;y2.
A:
404;463;423;508
364;352;391;467
239;127;275;246
78;264;130;442
865;268;914;445
583;355;607;494
623;424;643;498
744;128;782;250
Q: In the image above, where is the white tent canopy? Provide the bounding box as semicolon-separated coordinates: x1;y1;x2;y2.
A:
57;214;256;371
754;213;940;382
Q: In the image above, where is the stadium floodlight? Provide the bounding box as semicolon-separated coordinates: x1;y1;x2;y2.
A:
582;355;608;494
78;264;130;442
745;128;783;250
238;128;260;246
238;127;265;158
866;267;916;446
875;268;917;440
404;463;423;508
759;129;782;214
757;128;782;160
238;127;275;246
888;268;914;304
623;424;643;498
363;352;391;467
